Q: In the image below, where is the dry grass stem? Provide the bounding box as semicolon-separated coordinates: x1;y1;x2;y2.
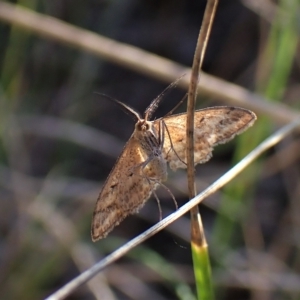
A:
17;115;124;158
186;0;218;246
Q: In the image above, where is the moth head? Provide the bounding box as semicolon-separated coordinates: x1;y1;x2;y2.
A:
134;119;158;141
135;119;152;132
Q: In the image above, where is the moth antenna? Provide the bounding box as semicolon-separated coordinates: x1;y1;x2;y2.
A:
94;92;141;121
144;74;185;120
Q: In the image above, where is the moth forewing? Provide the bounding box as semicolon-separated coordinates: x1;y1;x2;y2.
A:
91;135;142;241
155;106;256;171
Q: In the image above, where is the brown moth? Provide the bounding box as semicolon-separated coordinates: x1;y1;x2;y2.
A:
91;94;256;241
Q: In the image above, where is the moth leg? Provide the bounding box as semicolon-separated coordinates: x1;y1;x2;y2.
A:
141;174;178;218
162;120;187;167
152;189;162;220
155;181;178;211
127;154;155;176
145;181;178;221
138;168;178;213
129;157;178;216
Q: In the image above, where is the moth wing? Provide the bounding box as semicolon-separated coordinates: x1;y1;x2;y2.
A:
155;106;256;170
91;135;155;241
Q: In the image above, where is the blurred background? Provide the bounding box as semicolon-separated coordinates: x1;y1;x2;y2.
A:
0;0;300;299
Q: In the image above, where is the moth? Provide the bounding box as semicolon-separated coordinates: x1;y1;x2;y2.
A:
91;92;256;241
